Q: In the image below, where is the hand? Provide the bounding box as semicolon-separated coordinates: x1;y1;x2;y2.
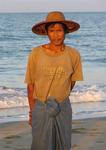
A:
28;111;32;127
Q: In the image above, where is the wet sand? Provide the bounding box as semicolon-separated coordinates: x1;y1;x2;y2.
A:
0;117;106;150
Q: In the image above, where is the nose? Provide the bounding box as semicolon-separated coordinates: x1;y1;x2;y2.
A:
54;31;59;38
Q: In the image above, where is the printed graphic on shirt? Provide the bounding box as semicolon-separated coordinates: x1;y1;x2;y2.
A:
41;65;65;80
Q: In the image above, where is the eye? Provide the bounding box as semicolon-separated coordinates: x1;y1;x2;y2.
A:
49;29;54;32
48;28;54;32
57;29;63;32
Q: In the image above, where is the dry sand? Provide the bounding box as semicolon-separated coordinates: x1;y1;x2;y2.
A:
0;117;106;150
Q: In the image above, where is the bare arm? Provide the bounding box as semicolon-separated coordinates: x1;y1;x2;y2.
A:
27;84;35;126
27;84;35;111
70;81;76;91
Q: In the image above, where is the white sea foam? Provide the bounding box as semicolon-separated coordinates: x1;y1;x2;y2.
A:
70;85;106;103
0;85;106;109
0;85;106;123
0;87;28;108
0;86;16;94
0;96;28;108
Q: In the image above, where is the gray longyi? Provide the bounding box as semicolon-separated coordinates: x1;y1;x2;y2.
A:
31;96;72;150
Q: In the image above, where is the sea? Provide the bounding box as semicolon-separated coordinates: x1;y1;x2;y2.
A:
0;12;106;124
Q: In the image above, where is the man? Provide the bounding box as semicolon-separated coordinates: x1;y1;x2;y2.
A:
25;11;83;150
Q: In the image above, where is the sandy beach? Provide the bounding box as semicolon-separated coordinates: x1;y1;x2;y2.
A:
0;117;106;150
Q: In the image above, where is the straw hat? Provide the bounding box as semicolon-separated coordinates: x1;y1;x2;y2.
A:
32;11;80;35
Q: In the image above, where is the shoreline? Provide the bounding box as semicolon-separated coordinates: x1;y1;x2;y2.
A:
0;115;106;125
0;117;106;150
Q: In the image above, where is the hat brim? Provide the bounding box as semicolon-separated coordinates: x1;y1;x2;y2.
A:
32;20;80;35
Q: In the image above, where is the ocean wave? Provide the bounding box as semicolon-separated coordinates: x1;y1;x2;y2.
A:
70;85;106;103
83;58;106;63
0;86;27;108
0;85;106;109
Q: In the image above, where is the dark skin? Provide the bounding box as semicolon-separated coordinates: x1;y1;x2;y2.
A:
27;84;34;126
27;23;76;127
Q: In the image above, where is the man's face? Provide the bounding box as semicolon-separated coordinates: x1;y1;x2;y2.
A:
47;23;65;46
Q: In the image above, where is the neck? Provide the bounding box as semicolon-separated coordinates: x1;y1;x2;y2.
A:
49;43;65;52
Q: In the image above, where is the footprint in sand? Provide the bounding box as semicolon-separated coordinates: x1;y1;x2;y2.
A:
5;135;21;139
72;144;79;148
4;135;21;144
89;128;104;136
3;146;30;150
72;127;87;134
96;140;104;144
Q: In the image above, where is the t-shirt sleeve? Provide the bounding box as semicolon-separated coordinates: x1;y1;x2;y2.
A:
71;52;83;81
24;51;35;84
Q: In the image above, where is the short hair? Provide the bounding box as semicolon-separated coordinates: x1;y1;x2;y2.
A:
45;22;69;34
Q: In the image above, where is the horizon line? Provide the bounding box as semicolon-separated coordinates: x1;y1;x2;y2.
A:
0;10;106;13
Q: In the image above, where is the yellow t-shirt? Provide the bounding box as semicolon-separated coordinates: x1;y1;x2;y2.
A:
25;45;83;102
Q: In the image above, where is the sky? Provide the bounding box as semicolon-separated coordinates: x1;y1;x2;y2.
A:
0;0;106;12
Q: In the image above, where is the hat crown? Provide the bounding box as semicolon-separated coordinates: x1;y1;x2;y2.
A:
46;11;65;22
32;11;80;35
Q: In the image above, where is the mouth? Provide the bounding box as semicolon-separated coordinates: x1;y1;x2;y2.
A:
53;39;61;43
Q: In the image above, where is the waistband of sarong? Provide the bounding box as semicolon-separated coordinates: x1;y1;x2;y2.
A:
35;96;70;108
